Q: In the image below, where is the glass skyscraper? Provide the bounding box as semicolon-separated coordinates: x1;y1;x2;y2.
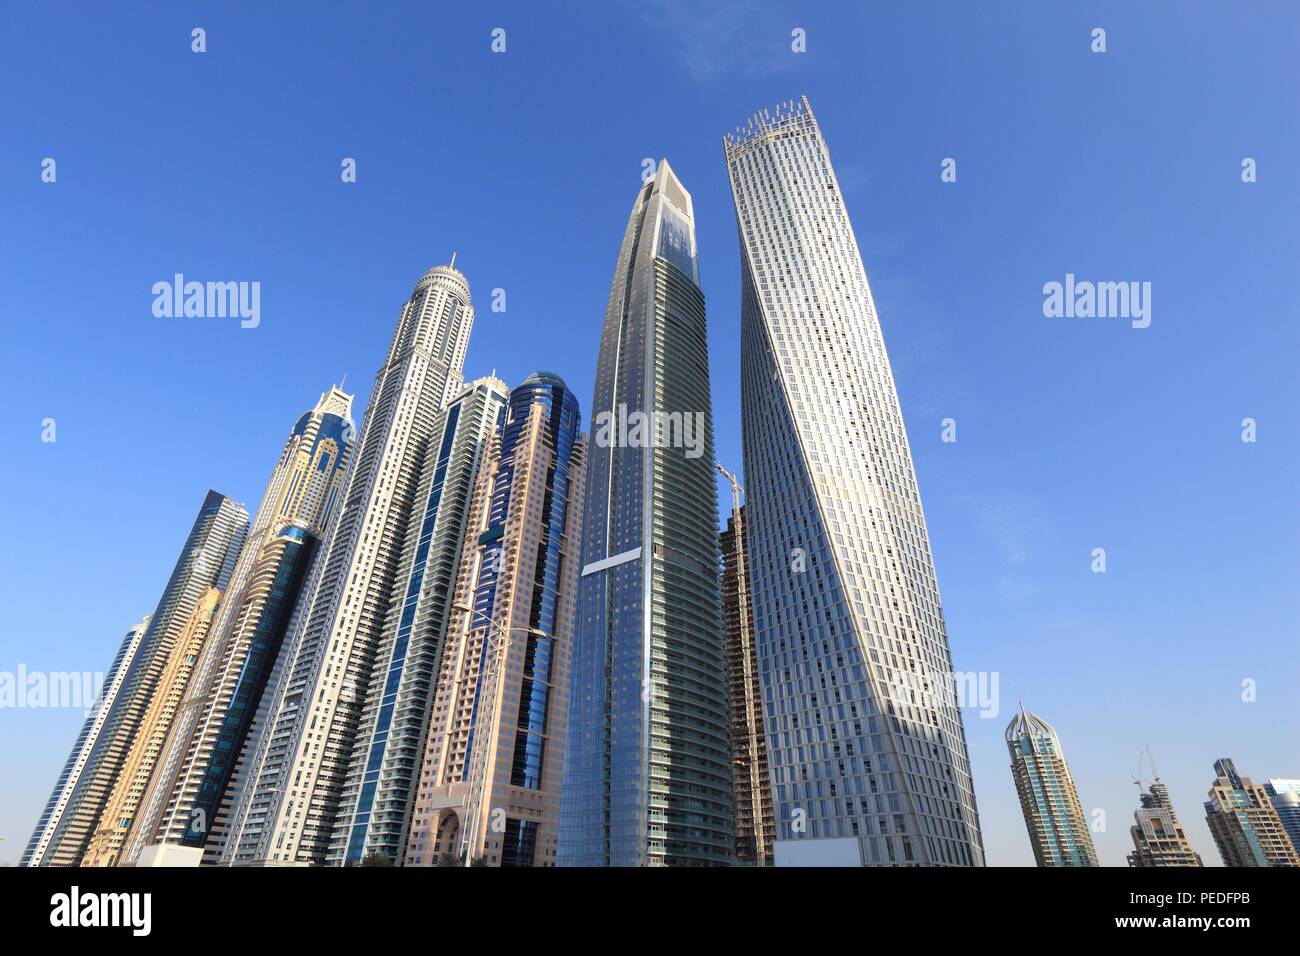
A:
1005;705;1098;867
120;387;355;866
332;376;509;865
34;490;249;866
1265;778;1300;856
406;373;586;867
21;615;150;867
82;588;225;867
724;97;983;866
559;160;732;866
224;264;475;866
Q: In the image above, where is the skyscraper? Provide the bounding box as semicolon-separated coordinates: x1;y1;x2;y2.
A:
332;376;510;865
38;490;248;866
82;588;224;867
1005;705;1098;867
559;160;732;866
122;387;355;866
718;491;774;866
1126;754;1202;867
1204;758;1300;867
406;372;586;867
723;96;983;866
21;616;150;868
223;263;475;866
1264;779;1300;855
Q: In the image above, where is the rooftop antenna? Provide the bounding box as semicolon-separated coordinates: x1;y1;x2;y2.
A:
450;251;457;269
339;372;348;390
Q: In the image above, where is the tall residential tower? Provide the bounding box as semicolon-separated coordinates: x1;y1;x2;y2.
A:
331;376;509;865
122;387;355;865
1005;705;1098;867
83;589;224;866
559;161;732;866
723;97;983;866
21;616;150;867
1204;758;1300;867
407;373;586;867
36;491;249;866
223;264;475;865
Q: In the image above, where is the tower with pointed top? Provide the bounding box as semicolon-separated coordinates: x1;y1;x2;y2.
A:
119;386;356;865
723;96;983;866
224;263;476;865
559;160;731;866
1006;704;1098;867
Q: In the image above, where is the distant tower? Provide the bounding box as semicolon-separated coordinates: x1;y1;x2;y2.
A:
558;160;731;867
1126;750;1203;867
21;616;151;867
406;372;586;867
1005;704;1099;867
123;386;356;866
1264;779;1300;855
717;468;774;866
331;376;510;866
223;264;476;866
82;589;224;867
1204;759;1300;867
37;490;249;866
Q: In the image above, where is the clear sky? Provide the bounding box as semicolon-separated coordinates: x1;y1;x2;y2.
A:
1;1;1296;867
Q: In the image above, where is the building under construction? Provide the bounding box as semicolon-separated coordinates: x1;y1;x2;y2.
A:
718;466;775;865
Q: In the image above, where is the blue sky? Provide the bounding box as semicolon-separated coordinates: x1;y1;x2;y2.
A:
1;1;1296;866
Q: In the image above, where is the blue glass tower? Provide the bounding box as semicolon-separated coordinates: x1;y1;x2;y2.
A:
559;161;731;866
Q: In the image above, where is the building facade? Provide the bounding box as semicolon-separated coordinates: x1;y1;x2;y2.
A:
21;616;150;867
82;588;224;867
1204;759;1300;867
223;264;475;865
559;160;732;866
1265;779;1300;855
406;373;586;867
332;376;510;865
720;500;774;865
723;96;983;866
122;387;355;865
37;490;248;866
1005;705;1098;867
1127;773;1203;867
